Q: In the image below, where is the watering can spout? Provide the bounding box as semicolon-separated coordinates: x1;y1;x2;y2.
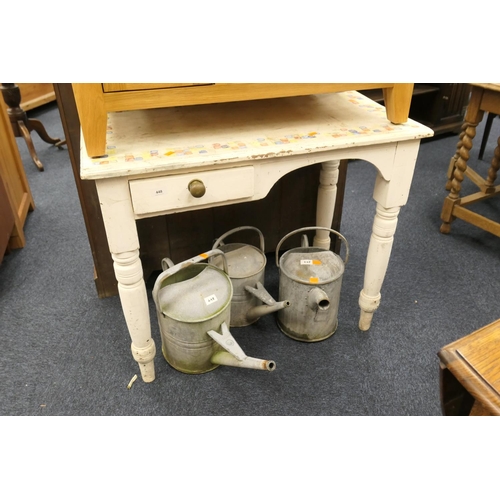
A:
307;287;330;311
207;322;276;372
244;281;291;323
211;351;276;371
246;300;290;323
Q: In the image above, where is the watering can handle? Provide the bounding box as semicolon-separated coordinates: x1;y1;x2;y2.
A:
207;322;246;361
275;226;350;268
212;226;265;253
152;249;228;306
161;257;175;271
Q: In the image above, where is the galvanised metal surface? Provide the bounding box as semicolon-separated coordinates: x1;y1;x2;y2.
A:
153;249;276;374
212;226;289;327
275;227;349;342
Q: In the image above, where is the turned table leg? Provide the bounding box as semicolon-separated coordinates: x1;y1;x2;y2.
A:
96;178;156;382
112;249;156;381
313;160;340;249
357;139;422;331
358;204;400;331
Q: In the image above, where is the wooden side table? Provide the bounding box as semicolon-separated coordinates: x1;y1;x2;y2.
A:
79;91;433;382
440;83;500;236
438;319;500;416
0;83;65;171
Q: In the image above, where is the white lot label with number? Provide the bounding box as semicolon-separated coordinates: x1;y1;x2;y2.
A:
300;259;321;266
204;294;218;306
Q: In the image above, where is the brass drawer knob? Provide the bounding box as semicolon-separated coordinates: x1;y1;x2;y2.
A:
188;179;206;198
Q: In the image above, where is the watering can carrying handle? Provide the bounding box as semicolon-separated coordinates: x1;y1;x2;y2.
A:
152;249;228;306
275;226;350;268
212;226;265;253
207;322;246;361
161;257;175;271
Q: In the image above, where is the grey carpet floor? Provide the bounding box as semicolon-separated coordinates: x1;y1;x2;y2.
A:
1;102;500;416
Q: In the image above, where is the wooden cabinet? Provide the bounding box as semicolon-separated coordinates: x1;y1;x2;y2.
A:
0;95;35;259
72;83;414;157
362;83;471;135
410;83;471;134
17;83;56;111
0;173;15;263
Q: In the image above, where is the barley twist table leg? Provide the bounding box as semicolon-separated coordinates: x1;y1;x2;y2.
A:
440;121;478;234
445;122;467;191
485;135;500;190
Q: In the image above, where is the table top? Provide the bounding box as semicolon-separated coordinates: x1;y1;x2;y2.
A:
80;91;433;181
438;319;500;414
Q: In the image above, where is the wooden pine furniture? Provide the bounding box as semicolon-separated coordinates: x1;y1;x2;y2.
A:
72;83;414;158
0;173;15;263
440;83;500;236
79;91;433;381
438;318;500;416
0;95;35;258
17;83;56;111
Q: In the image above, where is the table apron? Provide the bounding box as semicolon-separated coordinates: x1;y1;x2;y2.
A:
112;140;421;220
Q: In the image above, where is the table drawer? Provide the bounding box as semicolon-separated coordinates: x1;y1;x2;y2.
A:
129;166;254;216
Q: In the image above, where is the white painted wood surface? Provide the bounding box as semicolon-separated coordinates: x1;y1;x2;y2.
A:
129;165;254;215
82;91;433;381
95;178;156;382
81;91;432;180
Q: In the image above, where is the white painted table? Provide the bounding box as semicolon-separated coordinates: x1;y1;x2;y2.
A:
80;91;433;382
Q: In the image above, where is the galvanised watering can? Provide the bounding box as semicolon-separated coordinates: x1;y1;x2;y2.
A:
275;226;349;342
211;226;290;327
152;249;276;374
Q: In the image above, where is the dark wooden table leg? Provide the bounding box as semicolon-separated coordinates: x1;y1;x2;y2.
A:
0;83;66;171
478;112;497;160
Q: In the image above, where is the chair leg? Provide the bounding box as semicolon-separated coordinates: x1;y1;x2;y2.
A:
479;112;497;160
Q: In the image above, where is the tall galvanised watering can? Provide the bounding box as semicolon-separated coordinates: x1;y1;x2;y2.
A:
152;249;276;374
275;226;349;342
211;226;290;327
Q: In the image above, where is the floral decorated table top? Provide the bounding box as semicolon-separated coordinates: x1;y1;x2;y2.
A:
80;91;433;180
